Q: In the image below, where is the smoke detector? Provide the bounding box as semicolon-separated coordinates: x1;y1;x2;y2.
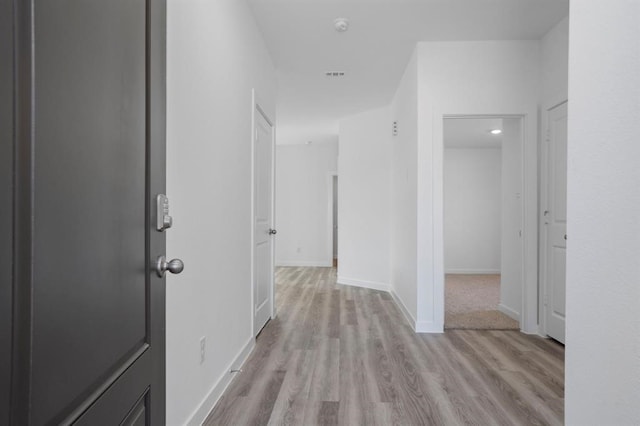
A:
334;18;350;33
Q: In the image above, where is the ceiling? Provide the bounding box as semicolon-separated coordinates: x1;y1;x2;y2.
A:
248;0;569;144
444;118;503;149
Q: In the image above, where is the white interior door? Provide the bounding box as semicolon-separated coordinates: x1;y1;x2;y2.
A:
253;104;275;336
544;102;568;343
333;176;338;263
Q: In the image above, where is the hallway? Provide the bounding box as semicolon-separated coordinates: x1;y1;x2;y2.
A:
205;267;564;425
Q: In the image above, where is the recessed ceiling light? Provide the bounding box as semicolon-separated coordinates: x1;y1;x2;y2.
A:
490;129;502;135
334;18;349;33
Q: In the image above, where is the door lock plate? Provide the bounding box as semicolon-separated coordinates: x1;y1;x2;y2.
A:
156;194;173;232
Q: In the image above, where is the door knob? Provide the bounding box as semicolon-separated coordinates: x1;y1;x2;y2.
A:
155;255;184;277
268;229;277;235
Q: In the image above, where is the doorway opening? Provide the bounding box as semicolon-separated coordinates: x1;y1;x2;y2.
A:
443;116;523;330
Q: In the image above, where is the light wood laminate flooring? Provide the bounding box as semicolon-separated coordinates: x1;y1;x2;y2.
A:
205;267;564;425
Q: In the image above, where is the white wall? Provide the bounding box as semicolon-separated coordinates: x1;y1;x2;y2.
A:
444;148;502;274
414;41;540;332
566;2;640;424
166;1;276;424
337;107;391;291
275;141;338;266
389;49;419;324
541;16;569;108
499;118;524;322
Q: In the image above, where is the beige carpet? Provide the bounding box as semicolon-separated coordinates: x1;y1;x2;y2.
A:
445;274;519;330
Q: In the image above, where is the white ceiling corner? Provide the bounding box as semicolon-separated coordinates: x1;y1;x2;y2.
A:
247;0;569;145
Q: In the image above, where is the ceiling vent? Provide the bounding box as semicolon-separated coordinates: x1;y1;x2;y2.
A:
325;71;345;78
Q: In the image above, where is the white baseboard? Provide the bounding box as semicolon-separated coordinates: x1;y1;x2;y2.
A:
498;303;521;322
445;269;501;275
337;276;389;292
389;289;415;329
186;336;256;426
276;260;332;267
338;281;444;335
388;290;443;333
521;325;542;336
415;321;444;333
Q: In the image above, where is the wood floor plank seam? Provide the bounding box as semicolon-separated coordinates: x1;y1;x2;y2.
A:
204;267;564;426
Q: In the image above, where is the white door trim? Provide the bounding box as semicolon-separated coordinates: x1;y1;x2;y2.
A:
432;111;539;334
327;172;338;268
250;89;276;337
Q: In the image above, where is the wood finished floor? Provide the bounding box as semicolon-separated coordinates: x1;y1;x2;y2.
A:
205;267;564;426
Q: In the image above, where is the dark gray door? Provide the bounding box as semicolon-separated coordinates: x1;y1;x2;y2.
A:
5;0;167;424
0;0;14;423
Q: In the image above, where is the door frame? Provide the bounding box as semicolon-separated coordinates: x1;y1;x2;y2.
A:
6;0;167;422
326;172;338;268
250;89;276;337
433;112;538;334
538;99;568;337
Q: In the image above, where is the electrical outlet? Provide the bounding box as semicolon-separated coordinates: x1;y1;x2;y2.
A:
200;336;206;364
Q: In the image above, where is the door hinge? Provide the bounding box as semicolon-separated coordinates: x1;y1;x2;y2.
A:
543;293;548;306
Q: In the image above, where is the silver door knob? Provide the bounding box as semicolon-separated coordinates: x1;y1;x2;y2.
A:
269;229;277;235
156;255;184;277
